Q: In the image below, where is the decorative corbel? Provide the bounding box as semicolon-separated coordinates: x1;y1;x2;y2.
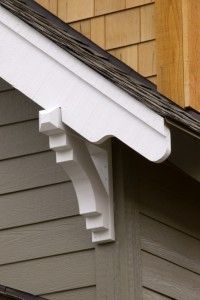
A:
39;108;114;243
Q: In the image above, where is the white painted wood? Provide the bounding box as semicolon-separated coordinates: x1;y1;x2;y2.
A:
39;108;115;243
0;6;171;163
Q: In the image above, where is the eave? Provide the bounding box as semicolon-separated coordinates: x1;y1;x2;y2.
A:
0;0;199;244
0;3;174;243
0;5;171;163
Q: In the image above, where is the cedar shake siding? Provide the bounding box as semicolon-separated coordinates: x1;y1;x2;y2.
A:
35;0;156;84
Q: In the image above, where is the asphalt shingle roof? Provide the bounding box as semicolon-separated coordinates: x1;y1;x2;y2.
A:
1;0;200;135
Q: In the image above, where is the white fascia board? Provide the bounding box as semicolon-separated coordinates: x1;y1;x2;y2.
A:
0;6;171;162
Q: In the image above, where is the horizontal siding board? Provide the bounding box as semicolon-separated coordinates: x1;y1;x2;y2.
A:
137;157;200;198
42;286;96;300
143;288;171;299
0;182;78;230
139;181;200;240
0;251;95;295
140;214;200;274
0;120;49;160
0;216;93;265
0;90;39;125
142;251;200;300
139;169;197;199
0;151;68;195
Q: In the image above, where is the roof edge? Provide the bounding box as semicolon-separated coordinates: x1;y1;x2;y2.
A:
0;4;171;162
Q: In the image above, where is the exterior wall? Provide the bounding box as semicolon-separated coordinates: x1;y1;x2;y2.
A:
35;0;156;84
112;141;200;299
34;0;200;110
0;77;200;299
156;0;200;110
0;78;95;299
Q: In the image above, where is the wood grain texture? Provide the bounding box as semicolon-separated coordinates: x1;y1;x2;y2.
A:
57;0;67;22
95;0;125;16
58;0;94;23
142;251;200;299
138;40;156;76
0;120;48;160
143;288;172;299
42;286;96;300
49;0;57;15
140;4;155;42
0;216;92;265
91;16;105;48
126;0;154;8
140;214;200;274
95;141;142;299
105;9;140;49
155;0;184;107
109;44;138;71
70;17;106;46
183;0;200;109
156;0;200;109
0;251;95;295
0;90;39;125
0;151;68;195
0;182;78;230
70;19;91;39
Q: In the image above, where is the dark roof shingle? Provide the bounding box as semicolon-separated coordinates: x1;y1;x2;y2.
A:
1;0;200;135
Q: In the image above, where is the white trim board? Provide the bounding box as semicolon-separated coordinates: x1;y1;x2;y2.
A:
39;108;115;243
0;5;171;162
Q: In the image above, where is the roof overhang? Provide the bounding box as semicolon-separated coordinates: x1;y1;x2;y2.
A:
0;5;171;163
0;4;173;243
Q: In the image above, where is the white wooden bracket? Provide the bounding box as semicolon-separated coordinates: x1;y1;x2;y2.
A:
39;108;115;243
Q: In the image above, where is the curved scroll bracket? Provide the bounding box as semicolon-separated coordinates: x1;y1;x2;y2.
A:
39;108;115;243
